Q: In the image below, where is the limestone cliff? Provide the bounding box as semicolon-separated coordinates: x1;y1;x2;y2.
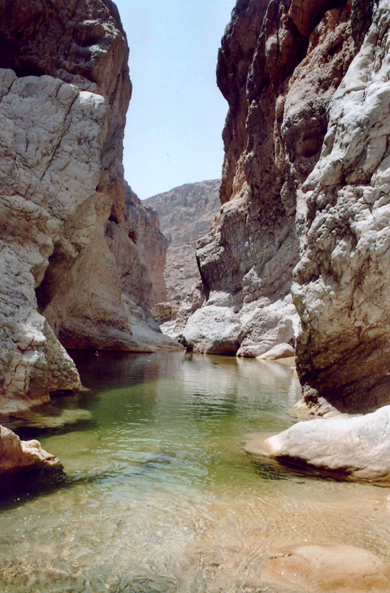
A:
218;0;390;480
178;0;354;357
124;183;168;306
293;0;390;415
145;180;221;302
0;0;178;416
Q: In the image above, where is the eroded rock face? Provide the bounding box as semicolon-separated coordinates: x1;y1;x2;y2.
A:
293;0;390;415
180;0;354;356
0;0;178;415
145;180;221;302
124;183;168;307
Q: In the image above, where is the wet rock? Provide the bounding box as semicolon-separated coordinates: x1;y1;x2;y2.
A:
262;543;390;591
0;425;61;477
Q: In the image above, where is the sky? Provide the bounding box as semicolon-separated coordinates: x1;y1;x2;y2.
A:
115;0;234;200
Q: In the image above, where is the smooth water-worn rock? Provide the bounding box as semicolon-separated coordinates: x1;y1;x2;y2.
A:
249;405;390;483
258;343;295;361
0;425;61;477
263;543;390;592
145;180;221;302
178;0;354;356
0;0;178;415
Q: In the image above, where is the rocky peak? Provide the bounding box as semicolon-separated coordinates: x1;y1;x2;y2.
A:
145;180;221;302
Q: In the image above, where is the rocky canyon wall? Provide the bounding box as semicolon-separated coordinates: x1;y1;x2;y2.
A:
182;0;390;419
176;0;355;358
293;0;390;415
0;0;178;416
145;180;221;302
124;183;168;307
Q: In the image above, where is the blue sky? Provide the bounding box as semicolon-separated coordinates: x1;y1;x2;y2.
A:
115;1;234;199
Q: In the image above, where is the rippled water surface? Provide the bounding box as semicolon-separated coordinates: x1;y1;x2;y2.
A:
1;352;390;592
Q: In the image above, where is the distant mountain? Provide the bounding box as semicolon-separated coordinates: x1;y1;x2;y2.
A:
124;183;168;306
145;180;221;301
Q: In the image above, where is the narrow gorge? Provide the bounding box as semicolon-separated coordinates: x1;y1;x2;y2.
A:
2;0;390;591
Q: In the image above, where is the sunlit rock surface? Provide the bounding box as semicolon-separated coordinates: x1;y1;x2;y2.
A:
145;180;221;302
0;425;61;477
178;0;354;356
258;343;295;361
0;0;178;415
247;405;390;484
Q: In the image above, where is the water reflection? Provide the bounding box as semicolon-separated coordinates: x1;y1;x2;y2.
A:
0;352;389;593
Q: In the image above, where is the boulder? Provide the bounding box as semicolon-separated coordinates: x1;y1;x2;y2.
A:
257;343;295;361
0;425;61;477
254;405;390;483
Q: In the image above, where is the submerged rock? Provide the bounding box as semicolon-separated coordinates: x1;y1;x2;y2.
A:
0;425;61;477
249;405;390;483
262;543;390;592
3;407;93;433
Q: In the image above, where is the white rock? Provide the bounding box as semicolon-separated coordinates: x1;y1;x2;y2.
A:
260;405;390;483
258;343;295;361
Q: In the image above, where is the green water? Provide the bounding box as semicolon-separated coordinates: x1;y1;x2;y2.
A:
1;352;390;593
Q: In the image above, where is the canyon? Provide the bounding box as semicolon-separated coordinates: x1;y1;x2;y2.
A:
1;0;390;533
156;0;390;482
2;0;390;590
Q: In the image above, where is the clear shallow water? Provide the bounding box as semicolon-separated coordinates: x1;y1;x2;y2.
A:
1;352;390;593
